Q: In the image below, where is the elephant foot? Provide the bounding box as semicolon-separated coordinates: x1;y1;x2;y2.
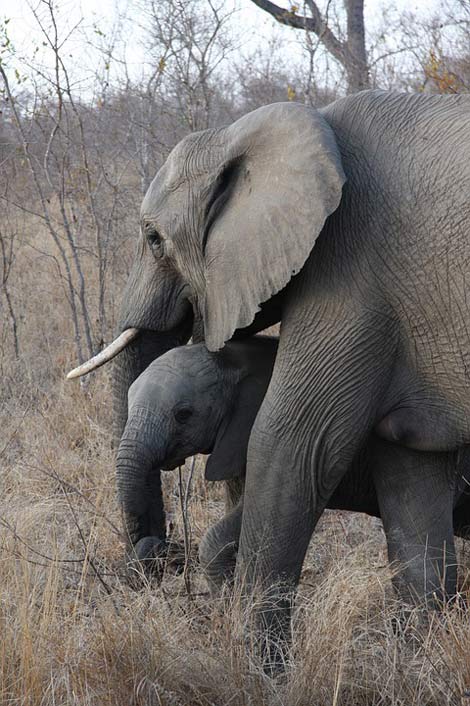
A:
126;536;187;585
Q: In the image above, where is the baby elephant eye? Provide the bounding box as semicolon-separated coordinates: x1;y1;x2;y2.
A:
174;406;194;423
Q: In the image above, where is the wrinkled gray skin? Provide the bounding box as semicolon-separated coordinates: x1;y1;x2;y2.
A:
112;90;470;642
117;336;470;594
117;336;275;570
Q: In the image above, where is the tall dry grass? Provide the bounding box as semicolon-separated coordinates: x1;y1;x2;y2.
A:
1;366;470;705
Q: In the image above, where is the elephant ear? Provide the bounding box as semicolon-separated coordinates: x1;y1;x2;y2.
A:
205;376;264;481
203;102;346;351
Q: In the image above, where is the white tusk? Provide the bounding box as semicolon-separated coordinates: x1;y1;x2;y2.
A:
66;328;140;380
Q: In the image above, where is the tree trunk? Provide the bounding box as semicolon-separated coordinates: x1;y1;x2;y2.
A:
345;0;370;92
249;0;370;94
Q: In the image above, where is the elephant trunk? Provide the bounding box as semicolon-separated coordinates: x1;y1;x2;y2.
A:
112;328;191;548
116;417;166;549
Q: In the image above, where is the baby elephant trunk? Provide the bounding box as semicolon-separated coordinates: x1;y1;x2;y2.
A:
116;417;166;549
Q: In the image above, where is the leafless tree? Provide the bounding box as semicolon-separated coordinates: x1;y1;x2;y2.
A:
142;0;238;130
0;1;138;366
248;0;369;93
0;219;20;359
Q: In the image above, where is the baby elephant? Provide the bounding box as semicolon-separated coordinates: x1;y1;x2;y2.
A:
116;336;277;579
117;336;470;597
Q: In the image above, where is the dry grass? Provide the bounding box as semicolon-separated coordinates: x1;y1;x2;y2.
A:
1;367;470;706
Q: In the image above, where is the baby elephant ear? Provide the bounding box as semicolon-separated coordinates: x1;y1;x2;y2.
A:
203;102;346;351
205;378;262;482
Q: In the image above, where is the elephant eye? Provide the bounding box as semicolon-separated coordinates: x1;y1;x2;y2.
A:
174;406;194;424
144;224;164;257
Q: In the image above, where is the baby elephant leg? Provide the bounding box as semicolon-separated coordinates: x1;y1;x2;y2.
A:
199;495;244;593
371;437;457;605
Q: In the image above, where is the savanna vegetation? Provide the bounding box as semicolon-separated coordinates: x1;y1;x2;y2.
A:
1;0;470;703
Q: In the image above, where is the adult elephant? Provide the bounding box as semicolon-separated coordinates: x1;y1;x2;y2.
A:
113;336;470;595
68;90;470;633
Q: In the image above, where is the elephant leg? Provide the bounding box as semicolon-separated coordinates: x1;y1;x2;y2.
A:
224;476;245;512
453;502;470;539
236;305;394;661
370;437;457;605
453;447;470;539
199;494;244;593
452;486;470;539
